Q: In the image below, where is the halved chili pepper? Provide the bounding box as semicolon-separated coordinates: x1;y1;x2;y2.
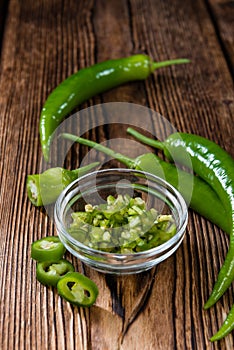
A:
127;127;234;309
57;272;99;307
31;236;66;262
40;54;189;161
36;259;75;287
27;162;99;206
61;133;230;234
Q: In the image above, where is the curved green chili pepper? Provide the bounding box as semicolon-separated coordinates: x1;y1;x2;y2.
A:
127;127;234;309
210;303;234;341
61;133;230;234
27;162;99;206
40;54;189;160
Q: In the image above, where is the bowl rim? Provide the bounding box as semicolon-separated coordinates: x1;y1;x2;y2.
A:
54;168;188;259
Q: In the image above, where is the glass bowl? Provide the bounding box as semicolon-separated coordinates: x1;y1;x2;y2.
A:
54;168;188;274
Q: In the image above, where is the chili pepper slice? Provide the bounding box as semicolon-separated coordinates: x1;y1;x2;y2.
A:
27;162;99;206
57;272;99;307
40;54;189;161
36;259;75;287
31;236;66;262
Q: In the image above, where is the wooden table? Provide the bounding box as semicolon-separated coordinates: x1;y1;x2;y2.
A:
0;1;233;349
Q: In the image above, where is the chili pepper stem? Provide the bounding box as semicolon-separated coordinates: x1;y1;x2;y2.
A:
61;133;136;168
150;58;190;73
70;162;100;177
127;127;165;150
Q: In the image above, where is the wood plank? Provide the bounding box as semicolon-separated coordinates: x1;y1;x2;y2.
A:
0;0;233;349
0;0;8;58
207;0;234;76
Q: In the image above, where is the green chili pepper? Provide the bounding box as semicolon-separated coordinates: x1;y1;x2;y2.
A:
61;133;230;235
210;303;234;341
27;162;99;206
127;127;234;309
31;236;66;262
40;54;190;161
57;272;99;307
36;259;75;287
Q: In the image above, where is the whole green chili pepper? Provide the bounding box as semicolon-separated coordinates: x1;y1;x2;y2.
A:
127;127;234;309
210;303;234;341
27;162;99;206
40;55;189;161
61;133;230;234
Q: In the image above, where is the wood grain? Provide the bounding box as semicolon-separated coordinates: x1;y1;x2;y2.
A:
0;0;8;58
0;0;233;349
207;0;234;77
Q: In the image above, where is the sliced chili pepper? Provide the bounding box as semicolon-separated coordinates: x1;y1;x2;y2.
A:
31;236;66;262
57;272;99;307
36;259;75;287
27;162;99;207
40;54;189;161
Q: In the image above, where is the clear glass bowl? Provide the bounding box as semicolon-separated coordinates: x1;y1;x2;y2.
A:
54;169;188;274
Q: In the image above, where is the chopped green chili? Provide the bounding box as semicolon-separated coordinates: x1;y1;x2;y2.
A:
69;194;176;253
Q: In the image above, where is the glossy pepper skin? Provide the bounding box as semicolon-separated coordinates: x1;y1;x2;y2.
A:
128;128;234;307
210;303;234;341
40;54;189;161
27;162;99;206
134;153;230;234
61;133;230;234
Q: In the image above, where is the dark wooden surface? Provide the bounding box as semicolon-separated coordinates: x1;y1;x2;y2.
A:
0;1;233;349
